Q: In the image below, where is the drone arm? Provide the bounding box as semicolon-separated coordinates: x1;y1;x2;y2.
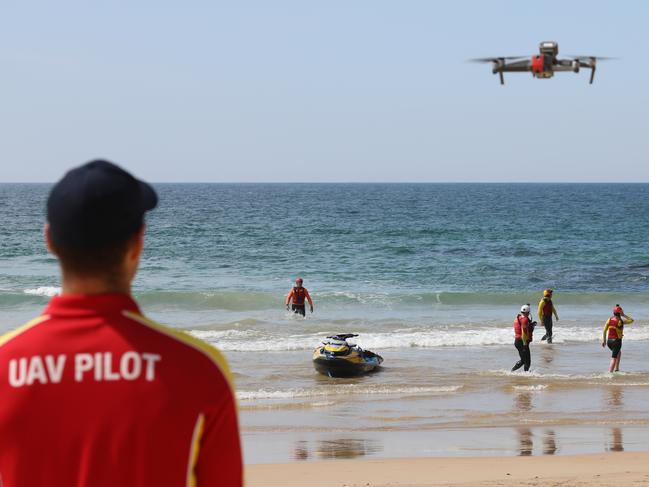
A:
553;64;577;72
499;60;531;72
589;64;596;84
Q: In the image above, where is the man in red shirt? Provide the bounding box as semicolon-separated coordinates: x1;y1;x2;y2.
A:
511;304;536;372
0;160;242;486
284;277;314;317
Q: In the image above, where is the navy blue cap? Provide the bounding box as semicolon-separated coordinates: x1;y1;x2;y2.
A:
47;160;157;248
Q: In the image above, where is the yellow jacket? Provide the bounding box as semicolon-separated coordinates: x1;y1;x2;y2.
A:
537;297;559;320
602;315;634;343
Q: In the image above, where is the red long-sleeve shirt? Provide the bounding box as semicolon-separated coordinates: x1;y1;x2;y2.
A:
285;287;313;306
0;293;242;487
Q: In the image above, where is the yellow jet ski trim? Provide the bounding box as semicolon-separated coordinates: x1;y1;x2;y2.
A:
323;343;350;353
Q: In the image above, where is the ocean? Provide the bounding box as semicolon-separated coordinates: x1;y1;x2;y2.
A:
2;183;649;462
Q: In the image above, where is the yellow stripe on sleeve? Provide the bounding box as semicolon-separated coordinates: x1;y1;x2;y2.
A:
122;311;235;391
0;315;51;348
186;413;205;487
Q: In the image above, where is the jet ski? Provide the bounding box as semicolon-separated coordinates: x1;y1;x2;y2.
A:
312;334;383;377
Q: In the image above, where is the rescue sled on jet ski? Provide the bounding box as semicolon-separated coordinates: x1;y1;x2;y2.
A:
312;334;383;377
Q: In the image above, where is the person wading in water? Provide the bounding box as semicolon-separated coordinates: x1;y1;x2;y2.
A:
537;288;559;343
285;277;314;317
602;304;634;373
512;304;536;372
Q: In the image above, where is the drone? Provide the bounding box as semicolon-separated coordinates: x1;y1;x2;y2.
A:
471;41;614;85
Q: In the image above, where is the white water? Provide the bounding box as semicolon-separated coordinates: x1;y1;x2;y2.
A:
191;325;649;352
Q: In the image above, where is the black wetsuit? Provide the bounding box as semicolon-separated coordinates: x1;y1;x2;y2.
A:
512;339;531;372
291;304;306;317
540;298;555;343
607;338;622;358
541;315;553;342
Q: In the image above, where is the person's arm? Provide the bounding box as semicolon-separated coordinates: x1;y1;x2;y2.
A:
553;304;559;320
602;319;610;346
304;289;314;312
285;289;294;308
623;315;634;325
194;394;243;486
537;300;544;320
521;318;529;346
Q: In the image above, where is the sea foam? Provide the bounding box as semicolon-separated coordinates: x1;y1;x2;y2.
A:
23;286;61;297
190;326;649;352
237;384;463;401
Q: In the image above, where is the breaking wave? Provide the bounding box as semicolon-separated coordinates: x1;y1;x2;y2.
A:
23;286;61;297
3;287;648;311
237;384;463;401
190;325;649;352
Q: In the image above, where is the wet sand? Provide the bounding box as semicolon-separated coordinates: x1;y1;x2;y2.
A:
246;452;649;486
238;340;649;464
242;425;644;463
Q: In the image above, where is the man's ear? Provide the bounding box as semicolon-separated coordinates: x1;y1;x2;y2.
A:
128;225;146;263
44;223;57;255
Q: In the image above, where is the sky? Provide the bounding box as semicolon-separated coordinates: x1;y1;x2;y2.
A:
1;0;647;182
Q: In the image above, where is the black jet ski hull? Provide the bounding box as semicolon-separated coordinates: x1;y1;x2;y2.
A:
313;357;379;377
312;349;383;377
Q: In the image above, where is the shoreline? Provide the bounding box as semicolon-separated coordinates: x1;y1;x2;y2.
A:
246;451;649;486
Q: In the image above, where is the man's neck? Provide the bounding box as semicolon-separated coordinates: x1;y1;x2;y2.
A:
60;275;131;296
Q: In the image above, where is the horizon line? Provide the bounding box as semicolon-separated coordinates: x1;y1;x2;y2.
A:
2;181;649;185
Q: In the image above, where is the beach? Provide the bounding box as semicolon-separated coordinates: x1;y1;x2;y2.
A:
246;453;649;486
2;183;649;475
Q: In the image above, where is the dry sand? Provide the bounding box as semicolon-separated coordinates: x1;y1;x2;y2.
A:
246;452;649;487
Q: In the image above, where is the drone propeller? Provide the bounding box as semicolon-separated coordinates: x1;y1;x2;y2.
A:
467;56;528;63
568;56;617;61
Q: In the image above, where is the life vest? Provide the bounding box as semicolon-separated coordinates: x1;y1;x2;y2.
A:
541;298;553;317
607;316;624;340
292;286;307;305
514;314;532;341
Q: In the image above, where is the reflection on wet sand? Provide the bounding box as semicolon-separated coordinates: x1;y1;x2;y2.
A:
606;387;624;410
517;428;557;456
293;438;383;460
515;391;533;412
513;427;630;457
540;345;554;366
517;428;533;456
602;388;625;452
293;440;310;460
515;391;534;456
607;428;624;452
543;430;557;455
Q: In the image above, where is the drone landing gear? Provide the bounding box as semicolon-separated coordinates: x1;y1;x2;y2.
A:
589;60;596;84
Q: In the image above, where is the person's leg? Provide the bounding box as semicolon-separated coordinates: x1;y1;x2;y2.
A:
607;339;620;372
546;317;553;343
613;340;622;371
541;316;550;341
523;346;531;371
512;340;525;371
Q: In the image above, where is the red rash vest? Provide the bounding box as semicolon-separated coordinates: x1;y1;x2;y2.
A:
285;287;313;307
0;293;242;487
